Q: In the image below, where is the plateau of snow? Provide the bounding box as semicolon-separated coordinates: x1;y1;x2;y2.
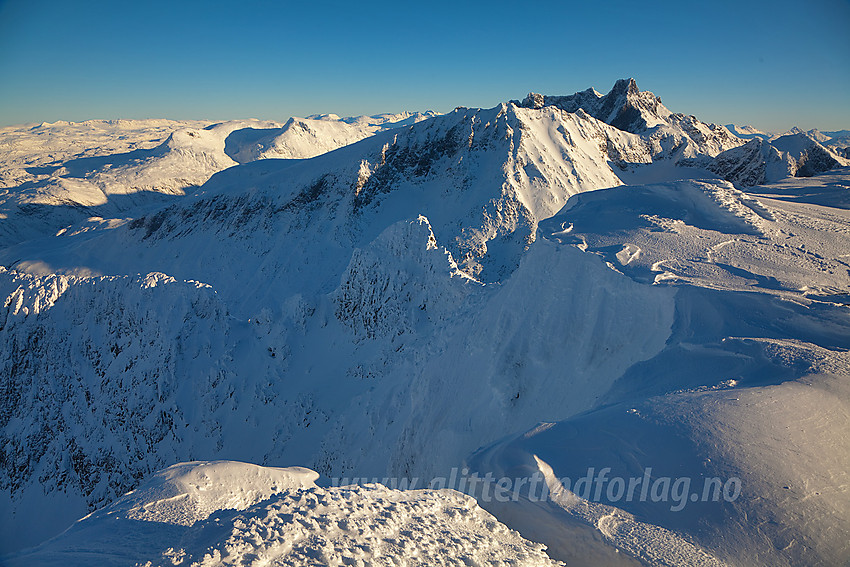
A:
1;79;848;566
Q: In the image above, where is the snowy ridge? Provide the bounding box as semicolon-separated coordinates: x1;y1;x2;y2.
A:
0;267;233;550
94;461;320;527
333;216;479;340
711;131;850;186
1;84;849;565
708;137;790;186
224;111;438;163
0;114;434;247
521;78;744;162
5;461;563;567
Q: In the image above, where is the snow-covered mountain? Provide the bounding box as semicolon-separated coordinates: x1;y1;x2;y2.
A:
0;114;436;248
820;129;850;156
710;131;848;186
0;100;649;288
1;80;849;566
224;111;438;163
519;78;744;161
517;79;844;187
725;124;770;140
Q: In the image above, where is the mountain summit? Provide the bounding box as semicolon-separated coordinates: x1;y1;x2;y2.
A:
520;78;742;160
523;78;665;132
1;82;849;566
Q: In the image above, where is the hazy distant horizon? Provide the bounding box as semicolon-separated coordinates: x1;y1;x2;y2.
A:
3;100;848;138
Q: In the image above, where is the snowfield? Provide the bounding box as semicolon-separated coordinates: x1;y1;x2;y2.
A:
5;461;563;567
0;113;435;248
1;79;848;566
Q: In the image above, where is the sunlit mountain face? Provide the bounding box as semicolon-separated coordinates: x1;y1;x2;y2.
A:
2;80;849;567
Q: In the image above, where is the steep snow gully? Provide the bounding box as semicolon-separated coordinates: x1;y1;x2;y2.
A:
1;79;849;566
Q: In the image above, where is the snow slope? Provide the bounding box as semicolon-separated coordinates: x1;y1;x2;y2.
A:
224;112;437;163
466;172;850;565
0;119;212;247
5;461;563;567
469;371;850;567
520;79;744;162
0;114;436;248
725;124;770;140
1;85;849;565
710;131;850;186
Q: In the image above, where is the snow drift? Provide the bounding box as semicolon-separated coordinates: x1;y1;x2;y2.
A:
1;80;849;566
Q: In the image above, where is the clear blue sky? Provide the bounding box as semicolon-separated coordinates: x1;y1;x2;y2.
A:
1;0;848;132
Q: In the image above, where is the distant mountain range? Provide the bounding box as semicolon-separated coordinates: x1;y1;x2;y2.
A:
1;80;848;566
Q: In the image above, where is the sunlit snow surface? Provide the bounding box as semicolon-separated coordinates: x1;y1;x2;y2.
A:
0;113;434;248
5;461;562;567
1;83;849;566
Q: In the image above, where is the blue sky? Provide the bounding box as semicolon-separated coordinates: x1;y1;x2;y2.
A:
1;0;848;131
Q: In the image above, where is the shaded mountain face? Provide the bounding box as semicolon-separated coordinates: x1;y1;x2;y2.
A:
519;78;743;161
518;79;849;187
520;78;664;132
1;82;849;565
0;115;437;248
711;132;847;186
771;132;845;176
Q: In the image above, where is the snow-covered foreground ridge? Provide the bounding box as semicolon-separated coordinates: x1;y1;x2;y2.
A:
5;461;563;567
1;79;849;566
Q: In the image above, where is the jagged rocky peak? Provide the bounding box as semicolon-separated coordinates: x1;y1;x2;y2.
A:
521;92;545;109
597;77;668;132
518;79;743;162
519;78;670;133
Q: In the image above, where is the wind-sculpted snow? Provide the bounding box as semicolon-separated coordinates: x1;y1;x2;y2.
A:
98;461;320;527
542;177;850;298
469;366;850;567
1;87;849;565
5;461;564;567
466;174;850;565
